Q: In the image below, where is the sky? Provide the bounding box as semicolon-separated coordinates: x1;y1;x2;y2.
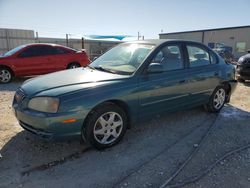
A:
0;0;249;40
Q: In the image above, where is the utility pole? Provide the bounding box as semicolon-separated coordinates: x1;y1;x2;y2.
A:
137;32;144;40
5;29;10;51
66;34;69;47
81;37;85;49
35;31;39;43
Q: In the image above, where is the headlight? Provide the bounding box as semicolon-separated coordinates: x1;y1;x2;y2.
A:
28;97;59;113
238;57;244;63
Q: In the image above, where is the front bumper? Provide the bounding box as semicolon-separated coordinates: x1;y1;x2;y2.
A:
13;107;87;140
19;120;53;140
236;65;250;80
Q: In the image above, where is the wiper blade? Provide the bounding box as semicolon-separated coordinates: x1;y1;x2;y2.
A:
85;65;96;70
93;66;117;74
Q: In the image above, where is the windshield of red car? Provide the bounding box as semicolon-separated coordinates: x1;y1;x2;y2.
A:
3;44;27;57
90;43;155;75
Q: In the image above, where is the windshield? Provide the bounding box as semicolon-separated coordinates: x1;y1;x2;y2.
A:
91;43;155;75
3;44;27;57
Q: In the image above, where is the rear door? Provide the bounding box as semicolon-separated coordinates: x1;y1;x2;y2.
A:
184;42;221;104
48;46;72;71
138;42;190;118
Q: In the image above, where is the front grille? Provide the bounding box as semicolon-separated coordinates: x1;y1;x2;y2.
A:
15;88;26;103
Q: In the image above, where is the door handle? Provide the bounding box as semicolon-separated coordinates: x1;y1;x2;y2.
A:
214;71;219;76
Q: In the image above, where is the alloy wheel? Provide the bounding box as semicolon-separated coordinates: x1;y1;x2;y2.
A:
213;88;226;110
0;69;11;83
93;112;123;144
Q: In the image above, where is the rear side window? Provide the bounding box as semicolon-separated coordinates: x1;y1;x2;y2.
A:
152;44;184;71
52;47;70;55
187;45;210;67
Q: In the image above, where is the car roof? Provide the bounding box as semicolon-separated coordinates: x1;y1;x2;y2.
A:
126;39;204;47
24;43;77;51
25;43;64;47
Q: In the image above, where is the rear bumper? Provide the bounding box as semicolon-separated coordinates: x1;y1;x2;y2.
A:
229;80;238;94
225;80;238;103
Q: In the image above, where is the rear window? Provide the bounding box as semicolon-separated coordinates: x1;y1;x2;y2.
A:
52;47;70;54
210;51;218;64
187;44;217;67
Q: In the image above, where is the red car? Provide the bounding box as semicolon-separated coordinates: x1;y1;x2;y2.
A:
0;43;90;83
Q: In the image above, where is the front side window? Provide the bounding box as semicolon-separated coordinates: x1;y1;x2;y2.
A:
152;44;184;71
19;46;53;58
3;45;27;57
91;43;155;75
187;45;210;67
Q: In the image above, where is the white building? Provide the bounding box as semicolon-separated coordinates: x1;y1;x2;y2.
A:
159;25;250;58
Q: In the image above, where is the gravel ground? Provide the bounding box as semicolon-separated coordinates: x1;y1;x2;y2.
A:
0;78;250;188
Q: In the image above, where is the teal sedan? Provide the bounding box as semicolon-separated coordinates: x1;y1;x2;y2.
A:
13;40;237;149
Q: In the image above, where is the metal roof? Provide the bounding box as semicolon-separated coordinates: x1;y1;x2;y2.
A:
159;25;250;36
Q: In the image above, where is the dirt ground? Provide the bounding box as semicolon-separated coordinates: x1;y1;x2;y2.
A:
0;78;250;188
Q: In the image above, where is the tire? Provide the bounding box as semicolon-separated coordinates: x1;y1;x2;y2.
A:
82;103;128;150
0;68;12;83
67;62;81;69
205;86;226;113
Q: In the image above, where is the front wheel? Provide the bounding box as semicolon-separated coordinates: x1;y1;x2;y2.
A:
82;103;128;150
0;68;12;83
205;86;226;113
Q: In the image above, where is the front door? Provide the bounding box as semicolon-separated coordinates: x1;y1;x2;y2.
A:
138;43;190;118
13;45;54;76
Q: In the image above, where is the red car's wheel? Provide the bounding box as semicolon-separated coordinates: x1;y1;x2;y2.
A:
67;62;81;69
0;68;12;83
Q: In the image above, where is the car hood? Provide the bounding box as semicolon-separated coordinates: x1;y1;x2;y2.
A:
21;67;130;96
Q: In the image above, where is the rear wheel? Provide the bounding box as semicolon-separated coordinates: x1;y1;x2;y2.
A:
82;103;128;150
0;68;12;83
205;86;226;113
67;62;81;69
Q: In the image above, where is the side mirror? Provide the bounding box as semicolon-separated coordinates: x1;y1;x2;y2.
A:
147;63;164;73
